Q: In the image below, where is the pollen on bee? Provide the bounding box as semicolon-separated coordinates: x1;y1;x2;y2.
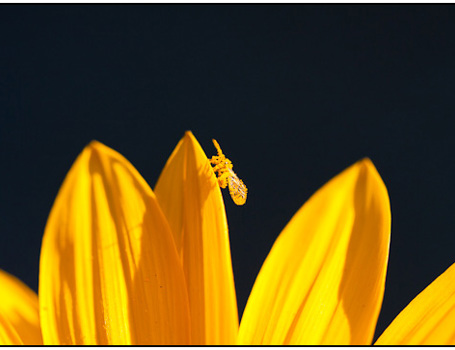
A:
209;139;247;206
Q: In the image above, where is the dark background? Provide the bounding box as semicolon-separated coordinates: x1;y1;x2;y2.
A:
1;5;455;342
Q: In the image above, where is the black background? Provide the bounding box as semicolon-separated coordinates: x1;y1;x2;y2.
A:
1;4;455;342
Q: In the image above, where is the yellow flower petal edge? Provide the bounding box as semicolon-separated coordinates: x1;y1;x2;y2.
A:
155;131;239;345
0;270;42;345
238;158;391;345
39;141;191;345
376;262;455;345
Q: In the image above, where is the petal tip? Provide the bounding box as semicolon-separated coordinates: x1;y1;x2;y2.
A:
358;157;374;169
183;131;196;144
357;157;382;179
84;140;118;160
86;140;106;151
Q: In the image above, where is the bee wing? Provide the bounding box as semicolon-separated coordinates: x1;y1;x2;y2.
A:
228;171;247;206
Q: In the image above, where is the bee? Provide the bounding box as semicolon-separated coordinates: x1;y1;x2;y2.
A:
210;139;247;206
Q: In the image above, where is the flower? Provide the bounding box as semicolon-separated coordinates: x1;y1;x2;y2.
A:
1;131;455;345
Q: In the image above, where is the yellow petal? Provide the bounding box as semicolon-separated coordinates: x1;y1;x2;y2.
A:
0;270;42;345
238;159;391;345
39;141;190;345
0;315;23;345
376;262;455;345
155;131;238;345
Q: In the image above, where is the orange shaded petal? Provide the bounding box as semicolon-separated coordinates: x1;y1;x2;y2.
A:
39;141;190;345
376;262;455;345
0;270;42;345
238;159;391;345
155;131;238;344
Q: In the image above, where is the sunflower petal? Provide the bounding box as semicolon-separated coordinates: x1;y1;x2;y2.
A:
238;159;391;345
39;141;190;345
376;262;455;345
155;131;238;345
0;270;42;345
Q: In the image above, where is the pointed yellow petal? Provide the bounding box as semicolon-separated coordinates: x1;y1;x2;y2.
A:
238;159;391;345
155;131;238;345
0;270;42;345
39;141;190;345
376;262;455;345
